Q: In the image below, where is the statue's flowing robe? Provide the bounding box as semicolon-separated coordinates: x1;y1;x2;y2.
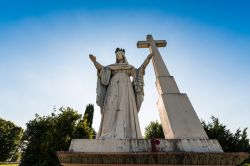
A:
96;62;144;139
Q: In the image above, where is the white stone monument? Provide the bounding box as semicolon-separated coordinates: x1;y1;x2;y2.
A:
137;34;208;139
68;35;223;153
57;35;249;166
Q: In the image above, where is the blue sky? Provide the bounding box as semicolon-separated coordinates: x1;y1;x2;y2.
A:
0;0;249;135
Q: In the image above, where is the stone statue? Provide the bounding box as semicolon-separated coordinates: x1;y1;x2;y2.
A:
89;48;153;139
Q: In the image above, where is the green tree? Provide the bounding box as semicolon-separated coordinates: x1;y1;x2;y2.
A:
20;106;96;166
73;104;95;139
83;104;94;128
144;121;164;139
202;116;250;152
0;118;23;162
144;117;250;152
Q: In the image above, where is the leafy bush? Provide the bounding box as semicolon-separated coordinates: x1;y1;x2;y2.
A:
144;121;164;139
0;118;23;161
20;105;95;166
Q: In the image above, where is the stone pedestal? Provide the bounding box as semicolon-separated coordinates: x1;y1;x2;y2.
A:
57;139;249;165
57;151;249;166
68;139;222;153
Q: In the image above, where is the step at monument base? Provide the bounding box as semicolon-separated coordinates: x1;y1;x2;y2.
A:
57;151;249;166
69;139;223;153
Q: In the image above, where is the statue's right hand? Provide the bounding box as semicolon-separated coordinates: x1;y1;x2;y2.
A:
89;54;96;62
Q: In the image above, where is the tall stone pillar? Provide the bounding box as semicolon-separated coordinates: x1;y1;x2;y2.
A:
137;35;208;139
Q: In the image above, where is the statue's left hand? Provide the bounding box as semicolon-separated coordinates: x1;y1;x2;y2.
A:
89;54;96;62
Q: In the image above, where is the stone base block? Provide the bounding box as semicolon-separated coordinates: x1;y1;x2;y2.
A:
157;93;209;139
69;139;223;153
57;151;249;166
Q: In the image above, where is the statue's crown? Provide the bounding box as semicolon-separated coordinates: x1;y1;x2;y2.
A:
115;48;125;53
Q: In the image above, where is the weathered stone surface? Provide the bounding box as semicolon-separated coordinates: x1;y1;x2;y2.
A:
90;48;153;139
57;151;249;165
69;139;223;153
157;93;209;139
137;35;209;140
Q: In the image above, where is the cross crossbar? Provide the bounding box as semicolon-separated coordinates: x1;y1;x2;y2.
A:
137;35;167;48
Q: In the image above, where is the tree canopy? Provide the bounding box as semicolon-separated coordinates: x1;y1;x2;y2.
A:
83;104;94;128
0;118;23;161
144;117;250;152
20;105;95;166
202;116;250;152
74;104;95;139
144;121;164;139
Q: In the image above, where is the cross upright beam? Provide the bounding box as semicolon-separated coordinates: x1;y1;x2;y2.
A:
137;35;170;77
137;35;209;139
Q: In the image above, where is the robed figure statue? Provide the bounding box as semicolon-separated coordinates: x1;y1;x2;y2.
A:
89;48;153;139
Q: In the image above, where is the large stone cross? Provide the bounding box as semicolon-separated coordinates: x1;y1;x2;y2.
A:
137;35;208;139
137;35;170;77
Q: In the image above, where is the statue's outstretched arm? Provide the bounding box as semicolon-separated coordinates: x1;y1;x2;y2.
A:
140;53;153;72
89;54;103;72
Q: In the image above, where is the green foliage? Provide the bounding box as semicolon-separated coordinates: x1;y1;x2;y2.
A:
144;117;250;153
144;121;164;139
73;118;95;139
74;104;95;139
0;118;23;162
83;104;94;128
242;164;250;166
20;106;96;166
202;116;250;152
